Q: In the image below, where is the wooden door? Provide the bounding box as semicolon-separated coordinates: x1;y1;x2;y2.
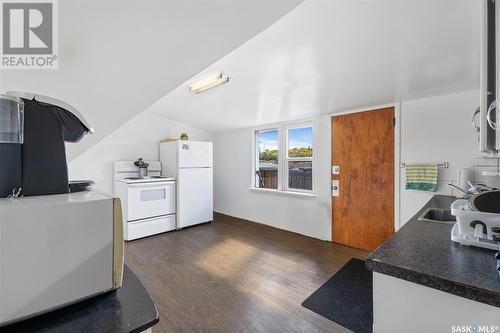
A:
332;107;395;251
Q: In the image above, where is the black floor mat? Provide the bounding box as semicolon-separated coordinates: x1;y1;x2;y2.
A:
301;258;373;333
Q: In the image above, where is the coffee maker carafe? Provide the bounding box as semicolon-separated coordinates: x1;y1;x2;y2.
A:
0;94;24;197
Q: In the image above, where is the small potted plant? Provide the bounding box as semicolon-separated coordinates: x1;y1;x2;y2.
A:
180;133;189;141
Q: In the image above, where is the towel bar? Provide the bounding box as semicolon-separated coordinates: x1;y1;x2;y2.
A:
400;162;449;169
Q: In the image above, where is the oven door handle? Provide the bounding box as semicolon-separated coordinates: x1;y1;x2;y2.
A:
128;183;170;188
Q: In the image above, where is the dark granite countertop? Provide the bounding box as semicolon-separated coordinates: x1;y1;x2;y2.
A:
366;195;500;307
1;265;159;333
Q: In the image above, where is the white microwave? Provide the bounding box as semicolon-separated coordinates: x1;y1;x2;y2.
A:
0;191;124;327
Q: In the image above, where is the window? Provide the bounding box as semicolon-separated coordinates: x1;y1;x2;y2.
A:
253;123;314;194
286;127;313;191
255;129;279;189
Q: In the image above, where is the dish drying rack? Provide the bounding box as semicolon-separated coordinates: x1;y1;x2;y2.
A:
451;199;500;251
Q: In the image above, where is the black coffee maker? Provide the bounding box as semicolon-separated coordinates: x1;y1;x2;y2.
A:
0;92;94;198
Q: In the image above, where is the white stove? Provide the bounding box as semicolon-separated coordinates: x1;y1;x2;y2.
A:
114;161;176;240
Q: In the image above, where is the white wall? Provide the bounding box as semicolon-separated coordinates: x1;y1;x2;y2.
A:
399;90;481;225
214;116;332;240
214;90;480;240
67;89;479;239
69;112;213;194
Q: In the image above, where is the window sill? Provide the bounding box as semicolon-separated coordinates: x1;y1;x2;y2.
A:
248;187;316;198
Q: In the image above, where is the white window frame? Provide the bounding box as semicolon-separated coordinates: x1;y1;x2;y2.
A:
284;124;314;194
251;122;315;195
254;127;282;191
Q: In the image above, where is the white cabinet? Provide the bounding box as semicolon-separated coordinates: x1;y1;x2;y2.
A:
373;273;500;332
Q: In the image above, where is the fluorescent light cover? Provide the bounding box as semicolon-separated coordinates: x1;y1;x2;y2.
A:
188;72;229;93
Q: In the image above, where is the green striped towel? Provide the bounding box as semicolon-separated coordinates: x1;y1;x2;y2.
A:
405;164;438;192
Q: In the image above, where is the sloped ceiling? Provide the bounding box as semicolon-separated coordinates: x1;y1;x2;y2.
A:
0;0;301;159
148;0;480;131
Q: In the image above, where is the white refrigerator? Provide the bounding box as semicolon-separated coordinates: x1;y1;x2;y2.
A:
160;141;213;229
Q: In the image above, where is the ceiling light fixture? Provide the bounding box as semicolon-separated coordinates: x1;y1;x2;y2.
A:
188;72;229;93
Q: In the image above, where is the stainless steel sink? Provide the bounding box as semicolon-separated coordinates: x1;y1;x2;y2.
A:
418;208;456;224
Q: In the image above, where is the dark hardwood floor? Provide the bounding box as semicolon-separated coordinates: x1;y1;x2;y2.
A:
125;213;369;333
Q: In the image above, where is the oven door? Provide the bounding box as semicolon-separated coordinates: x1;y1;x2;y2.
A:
126;182;175;221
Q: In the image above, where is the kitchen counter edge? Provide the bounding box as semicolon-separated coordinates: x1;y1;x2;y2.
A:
366;195;500;308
